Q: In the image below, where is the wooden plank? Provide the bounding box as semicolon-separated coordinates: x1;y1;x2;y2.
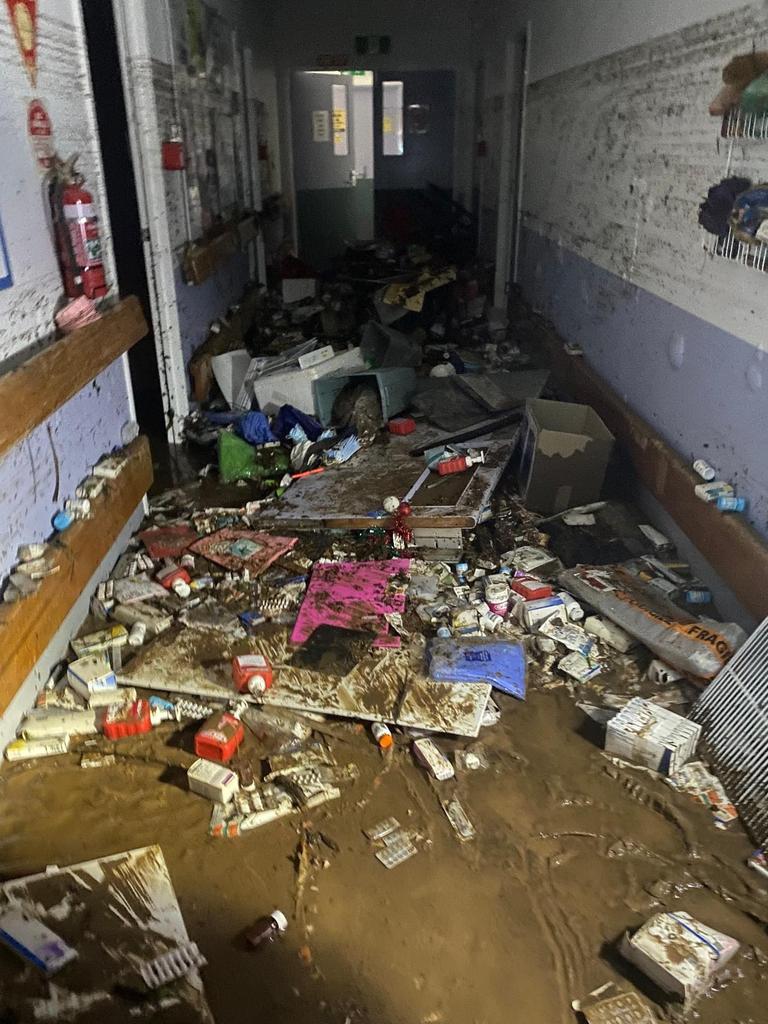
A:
0;296;148;460
182;230;238;285
0;437;153;712
538;326;768;621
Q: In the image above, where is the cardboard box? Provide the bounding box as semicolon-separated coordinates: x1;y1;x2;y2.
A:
620;911;739;1003
606;696;700;775
518;399;614;514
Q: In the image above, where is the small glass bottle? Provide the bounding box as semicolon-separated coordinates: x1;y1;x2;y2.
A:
245;910;288;950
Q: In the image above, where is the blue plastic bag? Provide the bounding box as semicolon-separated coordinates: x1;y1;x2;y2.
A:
237;411;277;445
427;638;527;699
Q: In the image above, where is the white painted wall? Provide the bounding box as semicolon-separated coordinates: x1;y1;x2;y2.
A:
114;0;278;429
0;0;118;363
522;4;768;354
481;0;756;91
0;0;134;582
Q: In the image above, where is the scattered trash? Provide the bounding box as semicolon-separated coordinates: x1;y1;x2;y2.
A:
605;697;701;775
245;910;289;949
367;818;419;869
413;737;454;780
571;981;656;1023
140;942;207;989
0;910;77;976
620;911;740;1003
441;797;476;842
666;761;739;828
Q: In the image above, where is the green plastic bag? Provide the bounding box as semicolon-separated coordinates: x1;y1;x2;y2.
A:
218;431;289;484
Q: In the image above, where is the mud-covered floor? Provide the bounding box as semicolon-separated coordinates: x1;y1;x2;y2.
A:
1;687;766;1024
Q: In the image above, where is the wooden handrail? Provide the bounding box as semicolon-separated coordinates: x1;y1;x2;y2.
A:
0;436;153;713
0;296;148;460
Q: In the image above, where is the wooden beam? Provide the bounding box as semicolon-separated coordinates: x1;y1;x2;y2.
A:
0;437;153;714
182;230;238;286
0;296;148;460
538;327;768;621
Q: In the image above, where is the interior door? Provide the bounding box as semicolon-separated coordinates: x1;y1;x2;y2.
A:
291;71;374;270
373;69;456;245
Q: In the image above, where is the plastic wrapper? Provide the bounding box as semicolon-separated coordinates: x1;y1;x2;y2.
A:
559;567;745;680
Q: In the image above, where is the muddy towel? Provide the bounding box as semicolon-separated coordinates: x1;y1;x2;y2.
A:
428;639;526;698
559;567;745;680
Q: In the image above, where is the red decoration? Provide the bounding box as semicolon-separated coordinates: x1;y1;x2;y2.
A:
391;500;413;549
27;98;53;170
6;1;37;88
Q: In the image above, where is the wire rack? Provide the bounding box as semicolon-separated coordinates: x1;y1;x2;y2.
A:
702;226;768;271
723;107;768;140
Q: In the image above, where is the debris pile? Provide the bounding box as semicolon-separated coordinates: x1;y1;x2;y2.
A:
0;254;764;1021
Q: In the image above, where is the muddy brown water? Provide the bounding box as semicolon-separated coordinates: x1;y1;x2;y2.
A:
0;688;766;1024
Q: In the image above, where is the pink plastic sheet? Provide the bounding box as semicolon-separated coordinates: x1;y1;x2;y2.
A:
291;559;411;648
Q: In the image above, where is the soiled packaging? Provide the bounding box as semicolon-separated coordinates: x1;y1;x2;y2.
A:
559;566;745;680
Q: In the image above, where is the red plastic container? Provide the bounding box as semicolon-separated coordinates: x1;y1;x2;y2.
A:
194;712;244;763
232;654;273;694
510;577;553;601
436;455;470;476
388;417;416;436
103;699;152;740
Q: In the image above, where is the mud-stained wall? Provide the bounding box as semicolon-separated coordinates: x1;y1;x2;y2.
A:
523;6;768;349
519;3;768;544
121;0;275;406
0;1;132;580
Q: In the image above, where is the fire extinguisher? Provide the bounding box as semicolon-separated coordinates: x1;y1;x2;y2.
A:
48;156;107;300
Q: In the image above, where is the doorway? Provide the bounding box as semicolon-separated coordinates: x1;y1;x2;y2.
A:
290;68;458;269
290;70;375;271
81;0;167;440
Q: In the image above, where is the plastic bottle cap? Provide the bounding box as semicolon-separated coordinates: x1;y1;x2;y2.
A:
270;910;288;932
248;675;267;695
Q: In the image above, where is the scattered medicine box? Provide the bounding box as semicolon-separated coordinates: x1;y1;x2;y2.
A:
620;911;739;1003
606;697;700;775
518;399;614;514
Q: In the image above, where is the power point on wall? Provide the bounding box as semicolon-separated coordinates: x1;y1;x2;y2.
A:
668;332;685;369
747;362;763;392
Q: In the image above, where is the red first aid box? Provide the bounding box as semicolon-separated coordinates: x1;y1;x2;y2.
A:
388;417;416;436
103;699;152;740
510;577;553;601
194;712;244;763
232;654;273;694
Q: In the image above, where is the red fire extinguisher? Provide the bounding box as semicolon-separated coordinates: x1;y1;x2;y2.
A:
48;157;107;300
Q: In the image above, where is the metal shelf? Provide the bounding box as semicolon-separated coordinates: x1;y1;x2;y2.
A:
722;107;768;140
702;227;768;272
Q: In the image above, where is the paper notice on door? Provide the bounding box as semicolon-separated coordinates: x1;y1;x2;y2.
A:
332;82;349;156
312;110;330;142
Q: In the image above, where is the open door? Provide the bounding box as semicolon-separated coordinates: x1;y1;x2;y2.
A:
290;71;374;270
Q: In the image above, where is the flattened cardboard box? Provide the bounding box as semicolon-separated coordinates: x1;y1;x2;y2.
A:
518;398;614;514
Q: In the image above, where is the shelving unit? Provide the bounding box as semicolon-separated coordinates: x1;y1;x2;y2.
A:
702;226;768;272
703;104;768;271
722;106;768;140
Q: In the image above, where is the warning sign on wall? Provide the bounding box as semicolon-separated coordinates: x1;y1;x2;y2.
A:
6;0;37;88
27;98;54;170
